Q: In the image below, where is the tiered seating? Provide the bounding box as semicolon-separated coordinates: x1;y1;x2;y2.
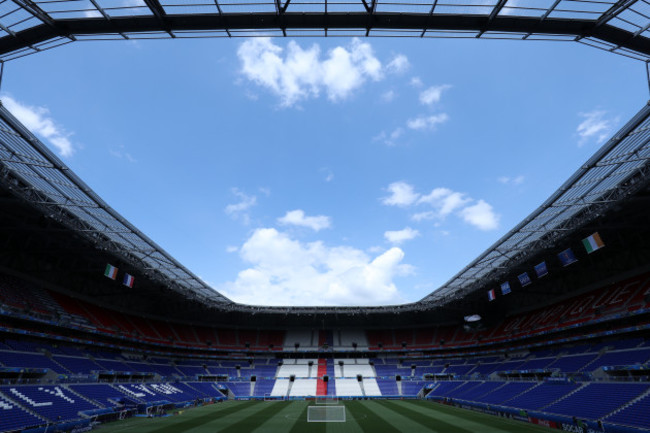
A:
375;363;402;376
367;329;395;349
254;380;275;396
283;330;313;350
586;348;650;370
394;329;413;347
0;392;44;432
606;392;650;429
334;379;362;396
479;382;536;405
93;358;133;372
289;379;317;397
173;324;199;344
362;378;381;396
53;356;102;374
505;381;579;410
217;330;237;346
68;384;126;407
225;382;250;397
185;382;225;398
427;381;466;398
338;330;368;348
546;354;597;373
544;383;650;419
1;385;99;422
257;330;284;349
401;381;425;396
277;359;314;377
0;275;57;317
334;359;375;377
0;351;67;373
376;378;398;395
414;328;436;346
270;379;290;397
239;330;257;347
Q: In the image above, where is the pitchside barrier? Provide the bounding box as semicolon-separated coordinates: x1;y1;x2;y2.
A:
307;406;346;423
315;395;338;405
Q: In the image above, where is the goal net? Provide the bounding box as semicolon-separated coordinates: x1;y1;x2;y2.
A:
315;395;338;405
307;406;346;422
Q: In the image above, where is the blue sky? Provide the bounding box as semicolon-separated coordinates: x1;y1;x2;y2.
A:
2;36;646;306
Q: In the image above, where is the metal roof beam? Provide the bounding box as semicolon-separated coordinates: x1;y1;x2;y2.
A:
0;14;649;58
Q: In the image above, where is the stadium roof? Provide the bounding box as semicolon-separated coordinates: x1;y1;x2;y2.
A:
0;102;232;305
1;0;650;61
421;101;650;305
1;92;650;313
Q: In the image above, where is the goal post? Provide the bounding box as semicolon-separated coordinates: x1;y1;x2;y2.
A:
315;395;338;405
307;405;346;422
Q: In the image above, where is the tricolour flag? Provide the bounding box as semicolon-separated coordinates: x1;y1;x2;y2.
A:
104;264;118;280
534;261;548;278
518;272;531;287
582;232;605;254
487;289;496;301
500;282;511;295
557;248;578;267
123;273;135;288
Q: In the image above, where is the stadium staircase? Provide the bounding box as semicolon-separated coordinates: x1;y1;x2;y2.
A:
64;385;102;408
604;387;650;419
540;383;588;410
316;359;327;396
0;390;48;423
49;356;73;374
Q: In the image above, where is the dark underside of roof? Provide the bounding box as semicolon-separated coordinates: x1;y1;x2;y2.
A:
1;174;649;329
1;0;650;61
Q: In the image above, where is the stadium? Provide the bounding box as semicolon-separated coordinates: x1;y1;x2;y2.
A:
0;0;650;432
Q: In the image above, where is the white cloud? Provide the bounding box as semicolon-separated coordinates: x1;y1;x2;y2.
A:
386;54;410;74
411;211;437;222
577;110;616;146
459;200;500;231
382;181;420;207
382;181;499;231
498;175;525;186
225;188;257;224
407;113;449;130
418;188;471;217
277;209;332;232
226;246;239;253
219;228;408;306
410;77;423;87
384;227;420;244
2;96;74;157
238;38;390;107
419;85;451;106
375;127;404;146
381;90;396;102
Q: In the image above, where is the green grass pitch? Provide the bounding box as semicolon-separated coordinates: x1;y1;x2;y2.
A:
96;400;554;433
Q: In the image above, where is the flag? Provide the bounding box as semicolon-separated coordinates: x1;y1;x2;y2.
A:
500;282;511;295
557;248;578;267
104;264;118;280
534;261;548;278
582;232;605;254
123;273;135;288
518;272;531;287
487;289;496;301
